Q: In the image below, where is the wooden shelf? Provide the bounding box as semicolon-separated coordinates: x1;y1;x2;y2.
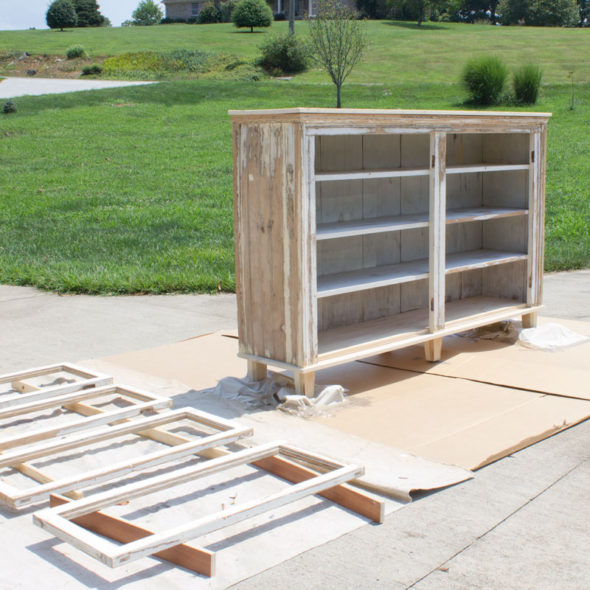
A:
315;167;430;182
318;306;429;356
317;213;429;240
317;259;429;298
446;249;528;274
445;207;528;224
317;295;528;360
316;207;528;241
446;163;529;175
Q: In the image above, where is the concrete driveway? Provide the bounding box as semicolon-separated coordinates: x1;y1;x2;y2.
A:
0;76;155;99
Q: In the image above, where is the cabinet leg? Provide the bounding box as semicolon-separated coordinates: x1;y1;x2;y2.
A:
424;338;442;362
247;361;267;382
521;312;537;329
294;372;315;398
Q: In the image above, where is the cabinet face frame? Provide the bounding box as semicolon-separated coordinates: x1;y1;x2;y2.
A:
231;110;550;385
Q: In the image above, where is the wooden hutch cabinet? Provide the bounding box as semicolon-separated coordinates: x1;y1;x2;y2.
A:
229;109;551;396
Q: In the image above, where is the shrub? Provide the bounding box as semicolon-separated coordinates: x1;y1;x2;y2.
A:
131;0;163;25
187;16;200;23
2;101;17;114
258;33;308;75
513;64;542;104
232;0;273;31
462;56;508;105
274;11;286;19
46;0;78;30
81;63;102;75
198;2;223;23
498;0;578;24
66;45;87;59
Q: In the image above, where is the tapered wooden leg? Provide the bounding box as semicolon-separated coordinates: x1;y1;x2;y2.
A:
424;338;442;362
294;372;315;398
521;311;537;329
247;361;267;382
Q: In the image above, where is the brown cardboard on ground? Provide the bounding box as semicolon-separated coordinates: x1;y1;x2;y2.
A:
312;361;590;470
361;317;590;401
87;323;590;474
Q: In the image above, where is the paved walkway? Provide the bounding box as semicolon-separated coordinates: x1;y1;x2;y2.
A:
0;76;155;99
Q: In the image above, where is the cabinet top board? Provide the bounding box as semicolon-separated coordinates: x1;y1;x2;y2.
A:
228;108;551;130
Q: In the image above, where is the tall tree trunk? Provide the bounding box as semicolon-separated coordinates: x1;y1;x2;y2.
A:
288;0;295;34
336;84;341;108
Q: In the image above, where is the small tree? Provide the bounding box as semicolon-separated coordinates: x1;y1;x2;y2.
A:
131;0;163;25
308;0;367;108
72;0;106;27
232;0;273;32
46;0;78;30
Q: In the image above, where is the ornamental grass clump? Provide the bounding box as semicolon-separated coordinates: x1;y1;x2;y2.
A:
462;56;508;106
513;64;543;105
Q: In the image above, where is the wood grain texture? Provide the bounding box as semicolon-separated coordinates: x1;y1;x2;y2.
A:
49;494;215;577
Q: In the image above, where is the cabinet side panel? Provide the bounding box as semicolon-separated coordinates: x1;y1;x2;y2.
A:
235;122;301;364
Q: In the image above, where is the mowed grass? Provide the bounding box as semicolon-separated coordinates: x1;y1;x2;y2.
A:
0;78;588;293
0;21;589;84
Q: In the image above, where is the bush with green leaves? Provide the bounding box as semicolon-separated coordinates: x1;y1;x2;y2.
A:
498;0;578;24
232;0;273;31
72;0;106;26
81;63;103;75
513;64;542;104
131;0;163;25
66;45;88;59
2;101;17;114
198;2;223;23
462;56;508;105
258;33;308;75
46;0;78;30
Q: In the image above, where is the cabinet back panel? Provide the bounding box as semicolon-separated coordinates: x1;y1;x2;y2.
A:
483;216;528;252
447;133;529;165
446;222;483;254
483;133;529;164
401;279;429;313
446;134;483;166
482;261;527;300
401;134;430;167
363;178;402;218
447;173;483;210
316;135;362;171
317;285;402;331
483;170;528;209
400;177;429;215
446;269;483;301
316;180;363;224
362;134;402;169
401;227;429;262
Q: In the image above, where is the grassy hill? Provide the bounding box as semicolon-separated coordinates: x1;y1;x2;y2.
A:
0;22;588;293
0;21;588;84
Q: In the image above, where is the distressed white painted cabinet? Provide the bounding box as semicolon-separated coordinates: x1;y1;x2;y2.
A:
230;109;551;396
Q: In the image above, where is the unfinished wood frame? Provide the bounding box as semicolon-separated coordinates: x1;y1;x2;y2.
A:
0;363;112;410
230;109;551;394
0;383;172;426
0;408;251;509
34;442;381;572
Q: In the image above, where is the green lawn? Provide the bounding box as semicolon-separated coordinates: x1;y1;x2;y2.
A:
0;78;588;293
0;21;589;84
0;23;588;293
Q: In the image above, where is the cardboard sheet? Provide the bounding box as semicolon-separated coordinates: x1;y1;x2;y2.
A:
361;317;590;401
312;362;590;470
